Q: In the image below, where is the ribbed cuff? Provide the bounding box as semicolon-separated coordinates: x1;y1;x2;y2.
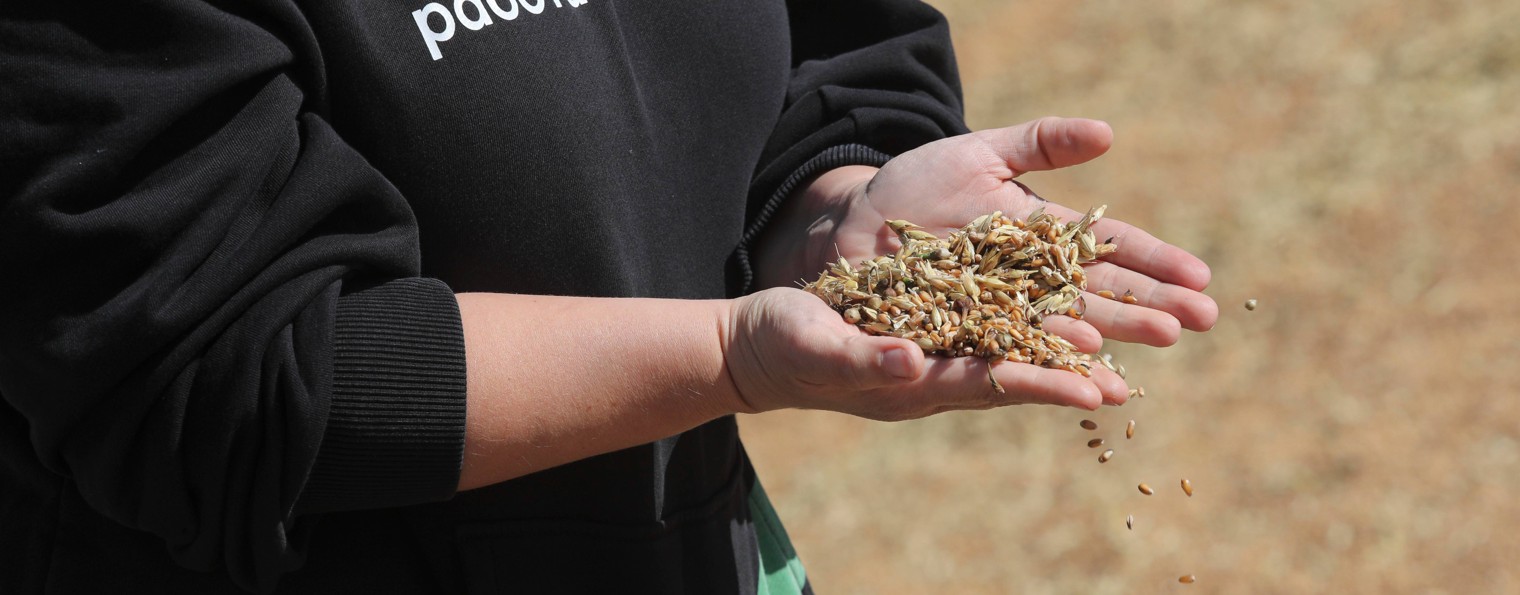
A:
734;143;893;295
298;278;467;514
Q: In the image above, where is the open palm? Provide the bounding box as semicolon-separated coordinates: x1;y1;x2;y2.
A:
830;117;1218;353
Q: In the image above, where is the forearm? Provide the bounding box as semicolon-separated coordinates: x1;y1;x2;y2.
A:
752;165;878;289
455;293;742;491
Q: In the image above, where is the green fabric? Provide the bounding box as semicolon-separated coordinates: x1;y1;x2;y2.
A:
750;478;809;594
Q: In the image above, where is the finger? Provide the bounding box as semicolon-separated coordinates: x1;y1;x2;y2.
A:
1040;315;1103;353
863;357;1102;418
989;362;1104;410
1088;218;1212;291
973;117;1114;177
1082;262;1219;332
999;195;1212;292
1088;366;1130;406
1078;291;1184;346
797;331;926;391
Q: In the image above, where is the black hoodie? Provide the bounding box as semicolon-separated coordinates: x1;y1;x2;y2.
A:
0;0;966;592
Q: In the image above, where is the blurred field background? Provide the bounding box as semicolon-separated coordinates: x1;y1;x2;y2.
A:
740;0;1520;593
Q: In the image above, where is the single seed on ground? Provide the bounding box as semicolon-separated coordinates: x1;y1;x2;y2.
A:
1126;419;1135;439
1099;449;1114;463
1245;298;1258;311
1080;419;1097;430
1125;514;1133;530
1138;483;1153;495
1087;438;1105;448
1179;575;1196;584
1181;478;1193;497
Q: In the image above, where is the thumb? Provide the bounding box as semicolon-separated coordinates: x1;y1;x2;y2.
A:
972;116;1114;177
813;334;924;390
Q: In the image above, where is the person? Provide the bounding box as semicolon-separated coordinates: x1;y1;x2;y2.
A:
0;0;1218;593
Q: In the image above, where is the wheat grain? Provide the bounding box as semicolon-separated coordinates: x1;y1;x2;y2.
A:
804;207;1118;392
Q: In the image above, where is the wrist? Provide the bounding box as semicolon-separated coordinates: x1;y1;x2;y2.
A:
753;165;878;289
712;297;762;415
663;297;752;421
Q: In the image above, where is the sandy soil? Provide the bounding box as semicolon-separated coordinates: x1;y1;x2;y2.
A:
741;0;1520;592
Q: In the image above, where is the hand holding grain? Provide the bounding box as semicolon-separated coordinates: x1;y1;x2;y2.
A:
757;117;1218;349
854;118;1216;344
723;287;1127;417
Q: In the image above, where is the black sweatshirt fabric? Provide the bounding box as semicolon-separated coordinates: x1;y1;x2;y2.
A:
0;0;967;592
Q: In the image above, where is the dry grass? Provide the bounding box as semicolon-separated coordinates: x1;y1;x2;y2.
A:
740;0;1520;592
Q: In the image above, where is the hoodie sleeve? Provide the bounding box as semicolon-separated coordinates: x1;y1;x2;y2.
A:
0;1;466;591
734;0;972;294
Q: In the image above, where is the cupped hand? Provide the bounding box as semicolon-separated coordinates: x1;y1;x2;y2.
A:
725;287;1130;417
826;117;1218;350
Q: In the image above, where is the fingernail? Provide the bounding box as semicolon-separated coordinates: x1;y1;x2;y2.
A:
880;349;917;380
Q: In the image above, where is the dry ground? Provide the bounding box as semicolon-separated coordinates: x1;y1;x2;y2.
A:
740;0;1520;592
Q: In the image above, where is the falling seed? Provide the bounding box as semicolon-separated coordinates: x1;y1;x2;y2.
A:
1181;478;1193;497
1126;419;1135;439
1080;419;1098;430
1138;483;1154;495
1099;449;1114;463
1126;515;1133;530
1088;438;1105;448
1136;386;1146;398
1179;575;1196;584
1245;298;1258;311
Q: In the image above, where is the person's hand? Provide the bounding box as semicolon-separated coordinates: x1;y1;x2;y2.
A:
755;117;1217;356
724;287;1128;416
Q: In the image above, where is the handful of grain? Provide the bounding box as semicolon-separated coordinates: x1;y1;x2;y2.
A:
803;206;1117;392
